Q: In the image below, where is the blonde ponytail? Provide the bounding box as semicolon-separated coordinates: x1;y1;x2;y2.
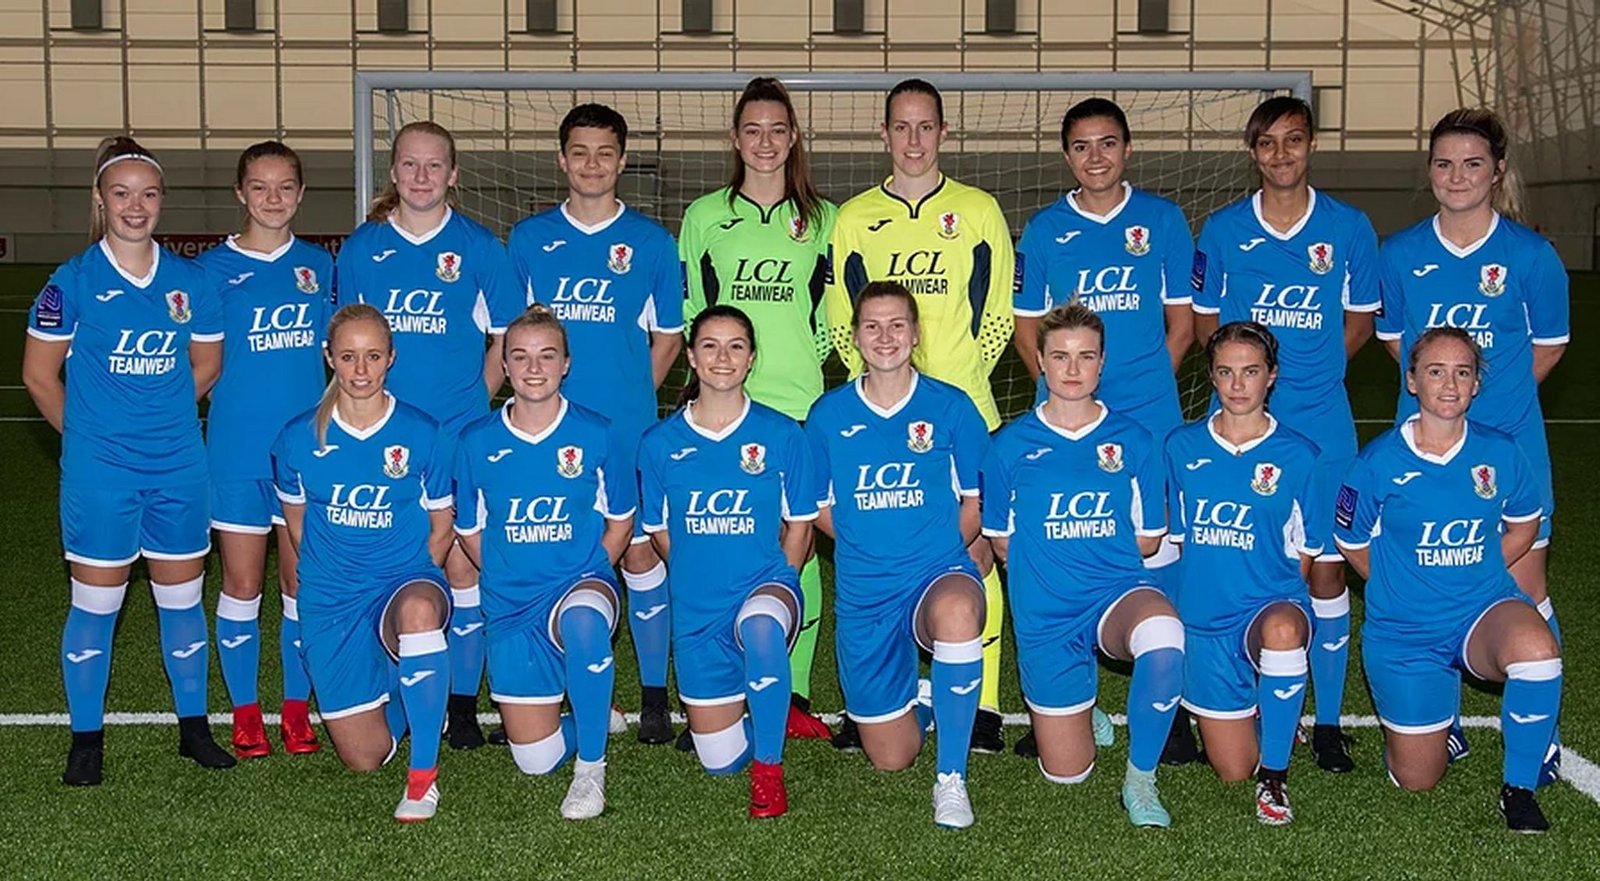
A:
316;303;392;450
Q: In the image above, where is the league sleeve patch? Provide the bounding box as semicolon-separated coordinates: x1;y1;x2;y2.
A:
34;283;64;329
1012;252;1026;295
1334;484;1359;530
1189;251;1208;294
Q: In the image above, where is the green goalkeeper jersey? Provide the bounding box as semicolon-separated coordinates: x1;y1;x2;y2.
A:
680;187;837;420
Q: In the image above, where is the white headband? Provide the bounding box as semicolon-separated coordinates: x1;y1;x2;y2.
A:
96;153;163;180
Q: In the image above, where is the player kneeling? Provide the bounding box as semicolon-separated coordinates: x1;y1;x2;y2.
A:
1336;328;1562;833
453;305;635;819
638;306;817;818
805;282;990;828
981;304;1185;828
1165;322;1324;824
272;304;456;821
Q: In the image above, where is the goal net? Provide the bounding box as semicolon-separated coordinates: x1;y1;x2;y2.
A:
355;71;1311;422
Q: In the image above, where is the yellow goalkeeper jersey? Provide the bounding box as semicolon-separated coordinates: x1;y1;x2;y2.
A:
826;176;1015;428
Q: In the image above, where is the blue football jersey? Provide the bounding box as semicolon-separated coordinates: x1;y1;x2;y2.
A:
639;399;817;635
981;405;1166;615
28;240;222;488
272;394;454;608
1377;213;1569;432
804;373;988;609
1334;418;1541;641
1192;189;1380;459
1015;184;1193;433
197;236;333;483
508;203;685;433
335;210;524;435
454;398;637;625
1164;414;1326;633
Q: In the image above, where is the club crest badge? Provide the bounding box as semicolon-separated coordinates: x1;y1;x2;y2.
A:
907;420;934;454
294;266;319;294
740;443;766;475
556;445;584;479
1097;442;1124;473
938;212;960;240
1307;242;1334;275
608;243;633;275
1251;462;1280;496
436;251;462;283
1471;464;1497;499
383;444;410;479
1124;225;1151;256
165;290;192;324
1479;264;1507;297
788;214;810;243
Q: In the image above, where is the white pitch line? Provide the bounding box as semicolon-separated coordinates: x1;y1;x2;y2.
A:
1;710;1593;805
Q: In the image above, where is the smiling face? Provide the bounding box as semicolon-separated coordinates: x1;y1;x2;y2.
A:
1407;334;1481;421
390;129;457;215
854;294;919;374
1064;115;1131;199
1249;112;1315;193
236;154;304;233
559;125;625;201
734;99;796;177
881;91;947;181
1039;325;1104;404
686;316;755;396
1429;131;1502;216
1209;340;1276;418
504;322;568;406
326;317;394;402
95;160;164;244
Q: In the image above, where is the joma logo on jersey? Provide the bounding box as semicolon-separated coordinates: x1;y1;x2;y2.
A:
1416;518;1488;567
507;496;571;523
1044;491;1117;540
686;489;753;516
1251;284;1324;331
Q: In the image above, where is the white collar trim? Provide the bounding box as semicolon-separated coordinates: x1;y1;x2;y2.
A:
98;239;160;289
225;234;296;263
1065;181;1133;225
387;208;452;246
332;391;396;441
853;372;919;419
1431;212;1500;259
501;396;568;445
560;200;626;235
1252;187;1318;241
684;394;752;442
1035;401;1108;441
1207;410;1279;455
1400;415;1468;465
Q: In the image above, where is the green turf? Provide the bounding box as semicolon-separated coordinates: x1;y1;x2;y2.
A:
0;270;1596;878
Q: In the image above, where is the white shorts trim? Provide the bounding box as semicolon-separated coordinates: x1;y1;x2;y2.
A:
1379;715;1453;736
1026;696;1097;717
1532;536;1551;550
490;692;565;706
141;544;211;562
319;692;390;721
1191;303;1221;315
679;692;745;708
1313;551;1344;564
848;699;919;726
212;520;273;536
270;514;286;527
1181;699;1257;721
1460;596;1523;680
1095;584;1163;657
64;550;141;568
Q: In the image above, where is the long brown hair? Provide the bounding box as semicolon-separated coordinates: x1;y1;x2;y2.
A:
727;78;825;232
367;121;460;223
235;140;304;234
1429;107;1522;221
90;136;162;241
677;305;757;408
315;303;393;450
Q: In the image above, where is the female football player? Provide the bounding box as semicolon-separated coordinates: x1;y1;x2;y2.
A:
336;121;525;748
1336;327;1561;832
1189;96;1381;771
981;304;1185;828
638;305;816;818
197;141;331;758
24;136;233;785
805;281;989;828
1376;109;1567;771
273;303;456;821
453;305;635;819
680;76;838;740
1165;322;1324;825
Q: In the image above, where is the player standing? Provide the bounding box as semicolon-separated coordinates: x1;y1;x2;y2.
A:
680;76;837;739
24;137;234;785
1376;108;1568;773
1011;97;1196;758
826;78;1015;752
453;306;635;819
336;121;525;748
638;306;817;818
806;281;989;828
981;304;1184;827
508;104;685;744
1189;96;1377;771
273;304;457;821
1166;322;1325;825
197;141;331;758
1335;328;1562;832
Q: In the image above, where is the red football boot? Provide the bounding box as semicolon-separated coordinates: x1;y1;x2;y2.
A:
231;703;272;759
749;760;788;818
280;699;322;755
785;700;833;740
